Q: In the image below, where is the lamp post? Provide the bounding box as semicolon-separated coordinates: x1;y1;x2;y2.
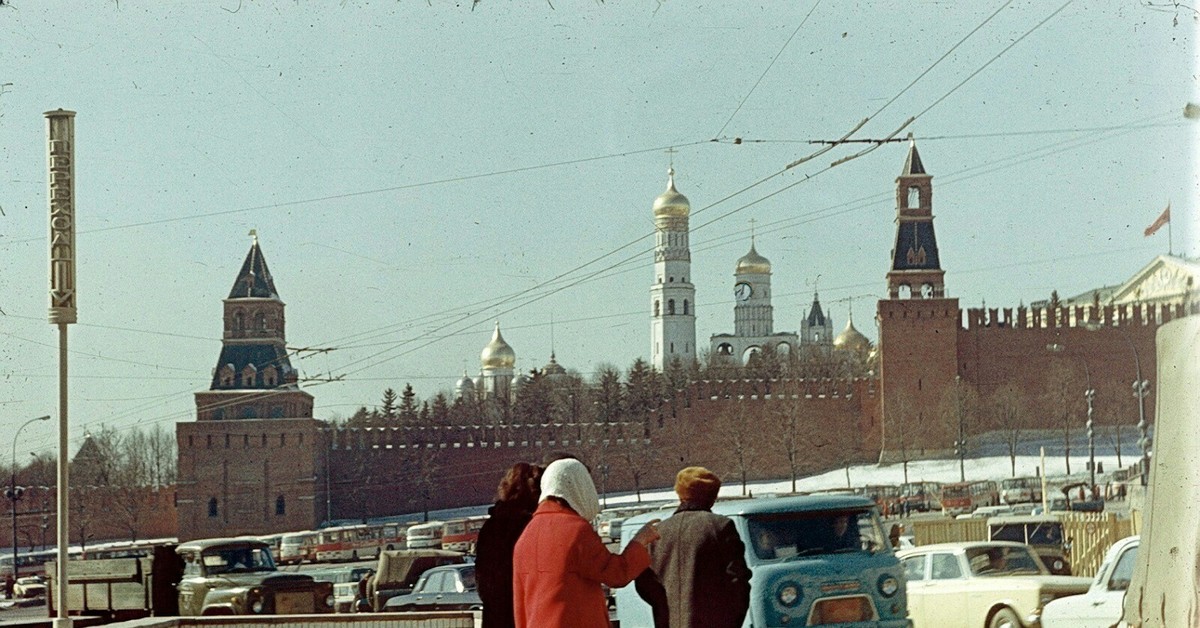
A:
955;376;966;483
1129;345;1152;486
7;415;51;581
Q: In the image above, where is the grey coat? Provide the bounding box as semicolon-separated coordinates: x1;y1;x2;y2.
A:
635;503;752;628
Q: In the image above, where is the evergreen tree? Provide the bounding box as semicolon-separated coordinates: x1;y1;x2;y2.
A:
430;393;451;426
380;387;399;421
592;364;624;424
399;383;419;426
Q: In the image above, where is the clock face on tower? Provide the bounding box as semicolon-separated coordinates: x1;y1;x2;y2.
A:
734;282;752;302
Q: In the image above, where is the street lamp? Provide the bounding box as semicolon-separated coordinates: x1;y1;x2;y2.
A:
1129;345;1152;486
7;414;51;581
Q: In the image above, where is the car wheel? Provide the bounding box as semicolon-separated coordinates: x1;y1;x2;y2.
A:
988;607;1021;628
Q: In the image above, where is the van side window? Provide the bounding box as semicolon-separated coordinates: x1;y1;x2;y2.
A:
1108;546;1138;591
930;553;963;579
902;555;927;581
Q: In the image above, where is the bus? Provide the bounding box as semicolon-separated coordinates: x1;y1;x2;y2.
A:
314;523;405;562
940;480;999;515
999;476;1043;505
899;481;942;513
856;484;903;516
441;516;487;553
405;521;444;549
279;531;318;565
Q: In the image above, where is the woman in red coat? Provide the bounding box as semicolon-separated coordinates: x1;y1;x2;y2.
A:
513;458;660;628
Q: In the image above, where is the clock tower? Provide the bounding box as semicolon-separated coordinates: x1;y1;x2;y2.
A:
710;239;798;364
650;168;697;370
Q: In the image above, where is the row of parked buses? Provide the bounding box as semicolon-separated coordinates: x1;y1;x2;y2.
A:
276;516;489;565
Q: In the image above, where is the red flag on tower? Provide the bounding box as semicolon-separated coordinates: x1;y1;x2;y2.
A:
1144;203;1171;237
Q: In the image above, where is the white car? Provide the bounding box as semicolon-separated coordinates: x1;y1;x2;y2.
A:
1041;536;1138;628
13;575;47;598
897;541;1092;628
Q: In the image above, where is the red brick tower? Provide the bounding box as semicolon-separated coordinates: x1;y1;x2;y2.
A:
877;138;960;460
177;236;326;540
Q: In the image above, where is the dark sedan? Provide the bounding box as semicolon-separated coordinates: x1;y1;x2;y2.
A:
382;564;481;612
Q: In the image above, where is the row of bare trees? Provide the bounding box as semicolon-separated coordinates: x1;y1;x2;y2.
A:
5;423;177;545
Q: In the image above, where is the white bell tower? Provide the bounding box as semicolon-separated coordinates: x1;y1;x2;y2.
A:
650;168;696;370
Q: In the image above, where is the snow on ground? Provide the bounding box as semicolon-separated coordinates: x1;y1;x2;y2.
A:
600;453;1130;508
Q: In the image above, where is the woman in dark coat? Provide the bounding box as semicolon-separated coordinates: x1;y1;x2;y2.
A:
475;462;541;628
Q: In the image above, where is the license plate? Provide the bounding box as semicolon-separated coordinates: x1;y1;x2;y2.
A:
275;591;313;614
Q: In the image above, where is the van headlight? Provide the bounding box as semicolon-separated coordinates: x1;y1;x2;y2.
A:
878;574;899;597
1052;559;1064;571
777;582;801;607
251;599;265;613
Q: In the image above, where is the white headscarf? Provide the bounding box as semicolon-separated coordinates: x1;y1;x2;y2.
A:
539;458;601;523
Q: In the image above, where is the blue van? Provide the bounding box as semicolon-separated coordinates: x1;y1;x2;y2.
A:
616;494;908;627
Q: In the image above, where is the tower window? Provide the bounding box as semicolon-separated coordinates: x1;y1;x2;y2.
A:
668;299;676;315
233;311;245;331
219;365;235;388
242;406;257;419
241;364;257;387
670;342;675;353
907;186;920;208
255;312;267;329
275;495;286;516
207;497;219;518
654;300;660;317
683;299;689;315
669;276;674;283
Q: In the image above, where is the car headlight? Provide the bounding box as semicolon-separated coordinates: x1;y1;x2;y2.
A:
326;594;336;608
1052;559;1064;571
777;582;801;607
878;574;899;597
251;599;265;613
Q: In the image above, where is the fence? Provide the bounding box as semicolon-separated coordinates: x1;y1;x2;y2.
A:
911;512;1137;577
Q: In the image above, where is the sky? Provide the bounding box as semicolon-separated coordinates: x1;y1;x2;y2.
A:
0;1;1196;458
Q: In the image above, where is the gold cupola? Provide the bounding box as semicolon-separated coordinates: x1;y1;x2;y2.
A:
480;322;517;369
736;241;771;275
652;168;691;218
834;313;871;353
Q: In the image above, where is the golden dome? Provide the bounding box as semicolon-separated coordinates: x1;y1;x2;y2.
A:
480;322;516;369
735;242;771;275
834;315;872;353
652;168;690;218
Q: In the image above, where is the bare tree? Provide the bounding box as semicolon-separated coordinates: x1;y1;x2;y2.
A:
1043;362;1078;475
715;401;756;495
987;383;1027;477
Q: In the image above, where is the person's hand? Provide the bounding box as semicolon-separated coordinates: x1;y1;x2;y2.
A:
632;519;661;547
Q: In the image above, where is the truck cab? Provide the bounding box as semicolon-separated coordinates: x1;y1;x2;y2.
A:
617;494;908;627
175;537;334;616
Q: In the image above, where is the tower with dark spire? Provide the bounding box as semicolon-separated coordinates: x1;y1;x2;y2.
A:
178;234;325;541
877;141;960;461
800;292;833;347
887;135;945;299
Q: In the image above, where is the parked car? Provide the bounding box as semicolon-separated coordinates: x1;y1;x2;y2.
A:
332;581;358;613
175;537;335;616
987;516;1073;575
382;564;481;612
897;541;1091;628
360;548;465;611
617;494;909;627
1041;535;1138;628
13;575;46;598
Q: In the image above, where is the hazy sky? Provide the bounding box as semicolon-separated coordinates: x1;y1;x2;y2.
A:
0;1;1195;456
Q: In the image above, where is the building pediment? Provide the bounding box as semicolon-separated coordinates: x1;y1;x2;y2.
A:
1110;255;1200;305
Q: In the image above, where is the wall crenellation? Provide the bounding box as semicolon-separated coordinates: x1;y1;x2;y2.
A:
961;300;1197;331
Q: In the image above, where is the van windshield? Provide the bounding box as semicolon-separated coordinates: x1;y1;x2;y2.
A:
746;509;884;561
